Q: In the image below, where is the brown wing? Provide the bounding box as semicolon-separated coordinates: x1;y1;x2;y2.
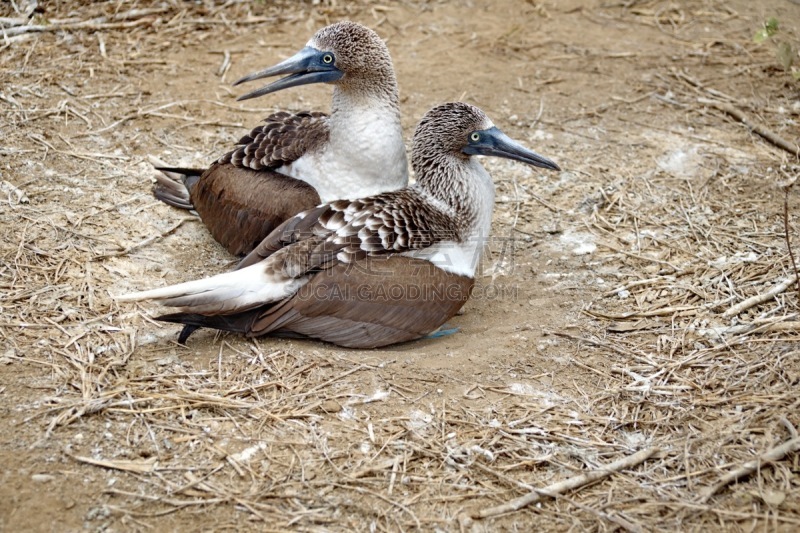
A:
237;189;462;269
220;111;329;170
158;256;474;348
251;256;475;348
190;163;321;256
153;112;328;254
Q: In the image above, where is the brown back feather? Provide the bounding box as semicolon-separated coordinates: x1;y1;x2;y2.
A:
190;163;320;256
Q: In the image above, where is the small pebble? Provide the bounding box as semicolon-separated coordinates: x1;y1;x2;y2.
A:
319;400;341;413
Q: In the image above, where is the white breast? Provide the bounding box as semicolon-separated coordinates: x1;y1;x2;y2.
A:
404;160;496;278
280;105;408;202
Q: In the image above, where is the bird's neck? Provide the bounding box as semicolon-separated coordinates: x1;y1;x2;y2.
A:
402;157;495;278
328;81;401;133
415;157;495;241
332;72;400;111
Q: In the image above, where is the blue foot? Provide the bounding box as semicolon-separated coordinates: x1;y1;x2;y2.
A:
426;324;459;339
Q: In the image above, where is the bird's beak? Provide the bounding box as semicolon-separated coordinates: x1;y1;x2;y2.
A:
234;46;344;102
463;127;561;171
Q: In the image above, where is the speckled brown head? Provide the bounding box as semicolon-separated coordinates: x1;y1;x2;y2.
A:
235;21;397;101
411;102;561;178
311;22;395;86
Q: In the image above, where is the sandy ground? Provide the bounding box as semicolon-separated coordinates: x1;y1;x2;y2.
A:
1;0;799;531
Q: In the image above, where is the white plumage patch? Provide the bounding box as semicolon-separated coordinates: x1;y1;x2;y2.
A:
404;240;481;277
116;263;308;314
281;103;408;202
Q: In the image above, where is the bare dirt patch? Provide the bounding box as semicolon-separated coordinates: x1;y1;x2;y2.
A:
1;0;799;531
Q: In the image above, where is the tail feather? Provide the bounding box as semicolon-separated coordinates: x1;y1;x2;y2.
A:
116;263;306;315
152;167;203;210
155;287;252;311
154;166;204;177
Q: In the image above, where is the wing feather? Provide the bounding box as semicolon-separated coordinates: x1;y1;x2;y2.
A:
238;189;461;268
221;111;329;170
159;256;475;349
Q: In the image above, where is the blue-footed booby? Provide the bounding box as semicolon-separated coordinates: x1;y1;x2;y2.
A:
154;21;407;256
120;103;561;349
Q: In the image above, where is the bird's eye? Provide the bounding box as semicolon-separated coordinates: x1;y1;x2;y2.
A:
470;132;481;142
322;53;334;64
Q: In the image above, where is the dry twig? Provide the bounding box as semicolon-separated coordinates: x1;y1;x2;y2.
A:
698;435;800;503
466;446;659;521
722;275;799;318
92;216;195;260
71;454;158;473
2;17;157;37
780;168;800;296
698;97;800;157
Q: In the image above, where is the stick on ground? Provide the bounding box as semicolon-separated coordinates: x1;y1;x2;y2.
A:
781;170;800;296
698;435;800;503
722;275;799;318
698;97;800;158
467;446;659;520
